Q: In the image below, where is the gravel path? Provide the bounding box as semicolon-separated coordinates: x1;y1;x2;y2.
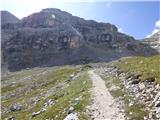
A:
88;70;124;120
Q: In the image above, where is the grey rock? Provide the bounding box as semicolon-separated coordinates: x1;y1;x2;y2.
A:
109;85;120;91
2;8;158;71
104;66;160;120
64;112;78;120
10;103;23;112
139;83;145;91
44;99;56;107
5;115;15;120
143;116;148;120
32;111;41;117
41;108;47;112
131;79;140;84
155;101;160;107
83;81;86;84
1;11;20;25
75;96;82;102
142;31;160;52
68;107;74;114
48;99;55;105
146;77;155;82
155;84;160;90
70;74;75;79
73;96;82;105
128;102;134;107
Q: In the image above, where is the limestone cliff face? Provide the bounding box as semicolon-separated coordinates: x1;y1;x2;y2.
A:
142;31;160;52
1;8;158;71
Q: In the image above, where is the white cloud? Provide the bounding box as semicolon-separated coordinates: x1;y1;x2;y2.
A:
155;20;160;28
146;20;160;38
118;27;123;32
106;3;110;7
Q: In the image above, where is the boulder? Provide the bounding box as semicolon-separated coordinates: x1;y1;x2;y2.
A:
5;115;15;120
146;77;155;82
9;103;23;112
1;11;20;25
138;83;145;91
155;101;160;107
131;79;140;84
64;112;78;120
32;111;41;118
68;107;74;114
142;31;160;52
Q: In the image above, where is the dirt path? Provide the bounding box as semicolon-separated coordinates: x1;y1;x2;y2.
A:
88;70;124;120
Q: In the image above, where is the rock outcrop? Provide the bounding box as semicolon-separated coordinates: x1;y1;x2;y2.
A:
1;11;20;24
1;8;159;71
142;31;160;52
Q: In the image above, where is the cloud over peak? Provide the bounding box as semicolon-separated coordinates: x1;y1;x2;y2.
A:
146;20;160;38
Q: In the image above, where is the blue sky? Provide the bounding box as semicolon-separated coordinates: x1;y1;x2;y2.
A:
1;0;160;39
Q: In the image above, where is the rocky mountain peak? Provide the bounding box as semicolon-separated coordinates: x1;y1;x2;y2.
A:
1;10;20;24
41;8;72;16
1;9;159;71
41;8;61;12
143;31;160;52
21;8;73;28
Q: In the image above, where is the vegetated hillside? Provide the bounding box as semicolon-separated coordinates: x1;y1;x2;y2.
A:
1;55;160;120
95;54;160;120
1;8;160;120
1;8;158;71
116;54;160;83
116;55;160;120
1;65;92;120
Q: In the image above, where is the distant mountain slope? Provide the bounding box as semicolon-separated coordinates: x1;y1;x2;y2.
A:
142;31;160;52
1;8;159;71
1;11;20;24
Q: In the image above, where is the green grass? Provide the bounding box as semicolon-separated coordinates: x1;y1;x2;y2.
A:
2;67;92;120
101;74;148;120
1;83;22;93
2;67;78;106
116;55;160;83
102;76;124;98
112;55;160;119
1;68;45;82
125;102;148;120
32;72;92;120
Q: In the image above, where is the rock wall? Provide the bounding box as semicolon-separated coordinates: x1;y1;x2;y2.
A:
1;8;159;71
142;31;160;52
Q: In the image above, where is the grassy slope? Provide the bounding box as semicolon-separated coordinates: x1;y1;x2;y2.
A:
102;75;148;120
101;55;160;120
116;55;160;83
2;66;92;120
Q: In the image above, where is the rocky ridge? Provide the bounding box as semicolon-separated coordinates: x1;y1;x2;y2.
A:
1;8;159;71
143;31;160;52
1;11;20;25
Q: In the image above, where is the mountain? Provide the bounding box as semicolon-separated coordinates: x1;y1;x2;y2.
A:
142;31;160;52
1;8;158;71
1;11;20;24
